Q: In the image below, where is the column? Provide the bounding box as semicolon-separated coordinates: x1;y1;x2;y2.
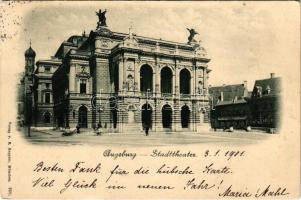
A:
134;59;139;92
193;65;197;95
118;59;124;92
77;79;80;93
155;65;160;95
175;61;180;96
87;78;90;94
191;74;195;96
172;72;176;95
69;65;76;92
38;84;42;103
204;69;208;92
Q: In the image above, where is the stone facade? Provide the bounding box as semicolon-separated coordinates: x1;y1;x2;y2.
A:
32;59;61;127
26;13;212;132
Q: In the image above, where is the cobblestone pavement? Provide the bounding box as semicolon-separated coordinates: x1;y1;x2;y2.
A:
20;128;273;146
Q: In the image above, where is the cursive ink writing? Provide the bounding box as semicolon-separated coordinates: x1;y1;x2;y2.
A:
219;185;252;197
184;178;215;190
106;165;129;183
59;178;97;194
157;164;194;175
151;149;196;158
137;184;174;190
32;177;55;188
103;149;136;160
69;162;101;173
202;163;231;174
255;185;289;197
33;161;64;173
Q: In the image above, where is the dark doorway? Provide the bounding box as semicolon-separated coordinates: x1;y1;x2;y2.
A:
140;65;153;92
43;112;51;123
114;64;119;92
78;106;88;128
142;103;152;129
161;67;173;94
162;104;172;128
181;105;190;128
180;69;191;94
110;98;118;129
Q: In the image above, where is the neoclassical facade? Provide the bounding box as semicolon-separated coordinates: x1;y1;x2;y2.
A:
28;11;212;132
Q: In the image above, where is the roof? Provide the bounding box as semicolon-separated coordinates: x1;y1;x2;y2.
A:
209;83;248;106
36;59;62;65
25;46;36;57
252;77;281;97
215;99;247;106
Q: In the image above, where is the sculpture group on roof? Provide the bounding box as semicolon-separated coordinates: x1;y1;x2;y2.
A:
96;9;107;28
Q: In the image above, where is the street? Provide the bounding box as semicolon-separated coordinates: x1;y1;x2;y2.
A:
21;128;272;146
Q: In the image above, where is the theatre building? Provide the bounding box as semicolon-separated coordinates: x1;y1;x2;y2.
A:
26;10;211;132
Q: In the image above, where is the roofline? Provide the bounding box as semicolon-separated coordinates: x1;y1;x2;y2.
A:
111;31;195;49
209;83;245;89
36;59;62;65
215;101;247;106
54;41;78;57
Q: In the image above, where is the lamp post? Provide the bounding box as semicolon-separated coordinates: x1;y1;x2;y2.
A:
146;88;151;100
98;89;104;127
98;105;103;126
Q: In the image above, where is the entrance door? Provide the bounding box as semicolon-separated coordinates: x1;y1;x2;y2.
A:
142;103;152;128
200;112;204;124
78;106;88;128
109;98;118;129
181;105;190;128
128;111;135;123
162;104;172;128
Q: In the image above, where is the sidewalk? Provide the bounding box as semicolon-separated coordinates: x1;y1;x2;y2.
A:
22;127;272;146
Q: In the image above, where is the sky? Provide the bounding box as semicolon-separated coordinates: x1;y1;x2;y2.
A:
1;1;300;91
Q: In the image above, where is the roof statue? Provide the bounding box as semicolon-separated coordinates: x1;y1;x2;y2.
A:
96;9;107;28
186;28;198;44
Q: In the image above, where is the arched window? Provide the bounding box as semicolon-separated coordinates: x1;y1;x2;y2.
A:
140;65;153;92
43;112;51;123
180;69;191;94
160;67;173;94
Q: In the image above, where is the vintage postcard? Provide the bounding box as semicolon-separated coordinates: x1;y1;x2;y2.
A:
0;1;300;199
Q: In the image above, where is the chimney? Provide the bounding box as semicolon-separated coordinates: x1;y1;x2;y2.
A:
220;91;224;101
270;73;275;79
243;80;247;88
233;96;238;103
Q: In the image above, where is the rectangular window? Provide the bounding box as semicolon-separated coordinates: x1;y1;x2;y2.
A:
45;93;50;104
46;83;50;88
80;80;87;94
44;66;51;72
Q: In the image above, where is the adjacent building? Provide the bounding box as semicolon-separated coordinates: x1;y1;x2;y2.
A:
209;82;250;130
209;73;281;131
246;73;281;129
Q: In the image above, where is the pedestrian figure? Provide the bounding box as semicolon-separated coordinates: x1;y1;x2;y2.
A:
76;124;80;134
96;123;103;136
144;123;150;136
